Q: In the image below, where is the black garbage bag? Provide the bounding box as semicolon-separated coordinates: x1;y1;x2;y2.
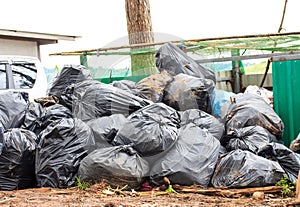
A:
0;128;37;190
179;109;224;140
219;145;228;156
211;149;285;188
35;118;95;188
21;102;43;131
221;126;275;153
112;103;180;157
136;70;174;103
86;114;127;148
257;143;300;183
163;73;215;113
48;64;92;98
290;133;300;153
22;104;72;137
111;80;140;97
59;79;101;110
0;91;29;130
150;123;220;187
78;145;149;190
156;42;216;83
66;80;151;121
221;93;284;138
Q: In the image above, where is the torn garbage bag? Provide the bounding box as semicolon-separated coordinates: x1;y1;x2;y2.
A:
0;128;37;190
163;73;215;113
257;143;300;183
136;70;174;103
66;80;151;121
48;64;92;98
179;109;224;140
112;103;180;157
78;145;149;190
221;93;284;138
150;123;220;187
156;42;216;83
35;118;95;188
0;91;29;130
221;126;275;153
211;149;285;188
86;114;127;148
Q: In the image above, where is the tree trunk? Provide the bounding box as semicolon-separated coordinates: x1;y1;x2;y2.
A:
125;0;157;76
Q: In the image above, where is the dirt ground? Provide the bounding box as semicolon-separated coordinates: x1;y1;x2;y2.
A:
0;184;297;207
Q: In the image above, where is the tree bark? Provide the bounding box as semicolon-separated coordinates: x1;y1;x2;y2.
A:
125;0;157;76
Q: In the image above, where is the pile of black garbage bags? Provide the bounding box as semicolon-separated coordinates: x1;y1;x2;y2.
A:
0;42;299;191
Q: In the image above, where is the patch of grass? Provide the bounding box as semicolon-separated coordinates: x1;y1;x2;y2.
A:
276;174;296;197
165;184;178;194
75;176;91;190
244;61;272;74
163;177;178;194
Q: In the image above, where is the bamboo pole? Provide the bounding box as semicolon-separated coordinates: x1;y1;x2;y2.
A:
49;31;300;56
178;185;283;198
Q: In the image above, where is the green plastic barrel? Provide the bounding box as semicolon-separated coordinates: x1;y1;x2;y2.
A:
272;60;300;146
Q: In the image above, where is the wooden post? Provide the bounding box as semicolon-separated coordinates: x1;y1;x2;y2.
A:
260;0;288;87
296;170;300;200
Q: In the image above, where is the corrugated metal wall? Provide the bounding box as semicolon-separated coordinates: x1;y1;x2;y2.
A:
215;71;233;91
215;71;272;92
273;60;300;146
242;73;272;89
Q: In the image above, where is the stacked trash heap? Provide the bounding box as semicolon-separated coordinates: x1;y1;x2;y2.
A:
1;42;300;191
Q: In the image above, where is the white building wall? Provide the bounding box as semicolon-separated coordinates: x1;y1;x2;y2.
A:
0;38;39;58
